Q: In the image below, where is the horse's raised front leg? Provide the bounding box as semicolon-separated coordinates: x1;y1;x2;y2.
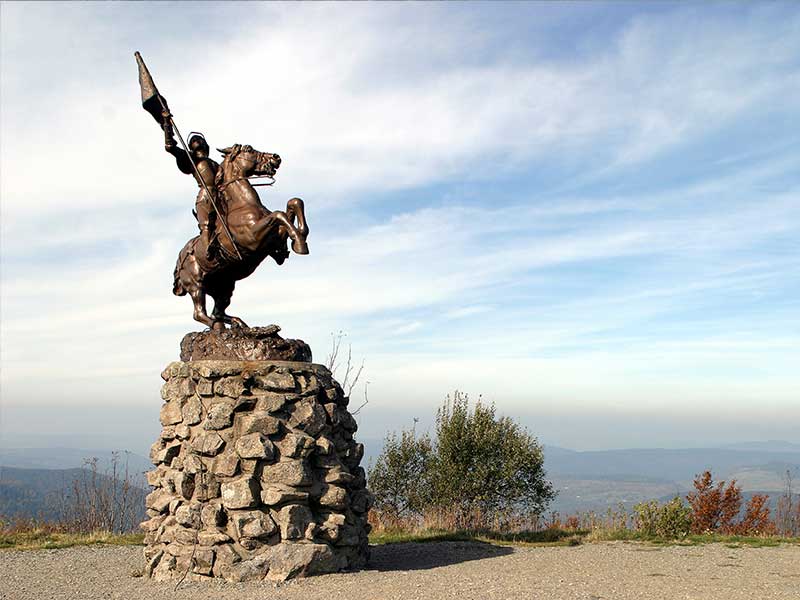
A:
286;197;309;254
286;197;309;238
252;210;309;255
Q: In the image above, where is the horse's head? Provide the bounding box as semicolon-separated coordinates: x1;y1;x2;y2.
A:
216;144;282;184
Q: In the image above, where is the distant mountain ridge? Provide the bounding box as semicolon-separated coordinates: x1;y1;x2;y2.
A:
720;440;800;452
542;444;800;484
0;447;152;484
542;442;800;514
0;465;148;523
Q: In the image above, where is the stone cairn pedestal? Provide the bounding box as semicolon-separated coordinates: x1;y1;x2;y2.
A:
142;327;372;582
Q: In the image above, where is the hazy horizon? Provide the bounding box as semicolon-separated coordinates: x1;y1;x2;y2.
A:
2;400;798;458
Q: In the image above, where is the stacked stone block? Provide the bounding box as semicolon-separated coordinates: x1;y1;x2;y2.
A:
142;360;372;581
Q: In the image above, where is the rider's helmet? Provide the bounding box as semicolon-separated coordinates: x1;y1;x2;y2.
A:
188;132;209;155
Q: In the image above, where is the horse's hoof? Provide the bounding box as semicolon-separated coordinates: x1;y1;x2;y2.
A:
292;239;309;255
230;317;248;329
212;320;226;332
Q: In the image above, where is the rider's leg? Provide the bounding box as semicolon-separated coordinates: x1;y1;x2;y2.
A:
196;200;214;259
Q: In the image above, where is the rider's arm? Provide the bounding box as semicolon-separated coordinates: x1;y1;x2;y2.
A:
165;138;194;175
163;114;194;175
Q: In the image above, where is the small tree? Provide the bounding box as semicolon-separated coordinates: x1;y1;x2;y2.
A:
430;392;553;523
368;428;433;519
718;479;742;534
738;494;776;535
369;391;554;530
687;470;741;534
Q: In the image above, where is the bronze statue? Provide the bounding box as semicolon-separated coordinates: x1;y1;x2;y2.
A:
135;52;309;330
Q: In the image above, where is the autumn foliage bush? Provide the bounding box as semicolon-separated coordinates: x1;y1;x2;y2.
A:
686;470;776;535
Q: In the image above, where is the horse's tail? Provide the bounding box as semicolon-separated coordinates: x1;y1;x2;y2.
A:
173;244;191;296
173;261;186;296
173;270;185;296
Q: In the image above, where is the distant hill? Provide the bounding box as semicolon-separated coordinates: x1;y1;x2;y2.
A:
721;441;800;452
543;445;800;484
1;466;92;519
0;448;152;525
0;448;152;481
0;465;148;525
543;443;800;514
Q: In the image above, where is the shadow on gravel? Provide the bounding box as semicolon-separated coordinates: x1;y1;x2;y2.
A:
368;541;514;572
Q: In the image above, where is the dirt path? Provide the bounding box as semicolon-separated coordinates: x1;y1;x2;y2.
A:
1;541;798;600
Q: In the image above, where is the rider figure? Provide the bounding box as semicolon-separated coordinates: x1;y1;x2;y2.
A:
163;117;219;260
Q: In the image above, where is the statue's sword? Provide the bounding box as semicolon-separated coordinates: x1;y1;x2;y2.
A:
135;51;242;261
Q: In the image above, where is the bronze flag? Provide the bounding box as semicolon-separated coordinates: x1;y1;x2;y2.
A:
135;51;169;124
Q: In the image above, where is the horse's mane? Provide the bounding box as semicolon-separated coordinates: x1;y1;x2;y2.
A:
215;144;254;187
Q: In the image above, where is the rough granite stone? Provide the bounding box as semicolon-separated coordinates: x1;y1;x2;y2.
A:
192;432;225;456
238;412;281;436
288;398;328;436
203;402;234;430
232;510;277;539
267;542;344;581
275;431;315;459
235;433;274;460
221;477;259;509
261;459;312;487
254;370;297;392
260;484;310;506
273;503;314;540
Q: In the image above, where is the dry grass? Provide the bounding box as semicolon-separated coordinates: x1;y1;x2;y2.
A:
369;525;800;549
0;528;144;551
369;503;800;550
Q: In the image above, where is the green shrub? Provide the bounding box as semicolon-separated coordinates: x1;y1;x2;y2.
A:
368;428;433;518
656;497;692;538
634;500;660;537
431;392;554;518
634;497;692;539
368;391;555;528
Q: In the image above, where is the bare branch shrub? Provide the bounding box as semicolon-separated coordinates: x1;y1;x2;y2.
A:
776;469;800;537
49;452;145;533
325;330;368;418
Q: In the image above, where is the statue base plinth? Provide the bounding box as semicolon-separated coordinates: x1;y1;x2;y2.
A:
142;355;371;582
180;325;312;362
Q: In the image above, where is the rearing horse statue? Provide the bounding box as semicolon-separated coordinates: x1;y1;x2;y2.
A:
173;144;309;330
135;52;309;330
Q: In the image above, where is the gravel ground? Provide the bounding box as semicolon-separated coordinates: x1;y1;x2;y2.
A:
1;541;798;600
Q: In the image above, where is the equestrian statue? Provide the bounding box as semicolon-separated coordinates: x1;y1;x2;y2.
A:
135;52;308;331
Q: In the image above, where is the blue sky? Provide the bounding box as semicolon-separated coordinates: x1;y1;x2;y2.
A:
1;2;798;452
